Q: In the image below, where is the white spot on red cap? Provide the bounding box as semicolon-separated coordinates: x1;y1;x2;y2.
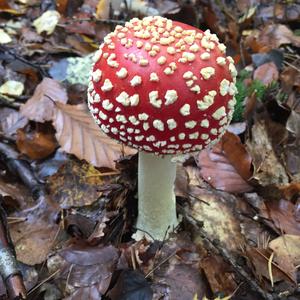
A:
212;106;226;120
157;56;167;65
167;119;177;130
185;121;197;129
180;104;190;116
116;91;130;106
183;71;193;79
200;52;210;60
146;135;155;142
165;90;178;105
149;91;162;108
92;69;102;82
200;67;215;80
129;94;139;106
101;79;113;92
189;132;199;139
150;73;159;82
138;113;149;121
153;119;164;131
130;75;142;87
200;119;209;128
129;116;139;125
201;133;209;140
216;57;226;66
116;67;128;78
219;79;230;96
102;99;114;111
178;133;185;140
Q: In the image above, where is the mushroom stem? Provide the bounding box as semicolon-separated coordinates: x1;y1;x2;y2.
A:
133;151;178;241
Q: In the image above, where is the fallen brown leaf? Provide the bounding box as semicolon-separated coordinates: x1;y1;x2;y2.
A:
269;234;300;267
200;255;236;295
221;131;253;181
280;67;300;93
53;102;136;169
0;108;28;137
258;24;300;51
190;187;246;253
20;78;68;122
197;132;253;193
16;126;57;160
47;159;105;208
253;62;279;86
245;246;296;285
55;244;119;298
265;199;300;236
246;119;289;186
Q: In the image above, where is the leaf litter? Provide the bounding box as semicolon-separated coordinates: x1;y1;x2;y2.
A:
0;0;300;299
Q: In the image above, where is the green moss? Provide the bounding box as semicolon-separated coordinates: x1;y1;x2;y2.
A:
232;70;276;122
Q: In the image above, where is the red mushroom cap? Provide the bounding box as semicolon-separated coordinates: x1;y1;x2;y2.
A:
88;16;237;155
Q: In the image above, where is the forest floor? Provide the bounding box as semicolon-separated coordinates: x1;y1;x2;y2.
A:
0;0;300;299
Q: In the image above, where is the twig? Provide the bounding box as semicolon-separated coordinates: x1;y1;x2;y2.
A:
0;96;21;109
0;141;47;203
0;45;48;77
0;199;27;299
145;250;177;278
62;17;125;25
27;269;60;296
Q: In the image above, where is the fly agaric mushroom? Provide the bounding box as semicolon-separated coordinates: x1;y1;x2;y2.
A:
87;16;237;241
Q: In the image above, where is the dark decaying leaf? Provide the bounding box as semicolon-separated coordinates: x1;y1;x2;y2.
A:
261;24;300;48
151;233;209;300
264;199;300;236
0;108;28;138
10;218;59;265
107;269;153;300
245;247;296;285
190;187;246;253
47;159;106;208
246;120;289;186
57;245;120;298
269;235;300;267
200;255;237;295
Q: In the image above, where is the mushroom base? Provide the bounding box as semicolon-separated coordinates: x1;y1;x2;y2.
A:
132;151;178;241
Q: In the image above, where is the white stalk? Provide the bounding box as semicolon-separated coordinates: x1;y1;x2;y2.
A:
132;151;178;241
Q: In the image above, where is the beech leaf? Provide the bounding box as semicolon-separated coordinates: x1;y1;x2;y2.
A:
20;78;68;122
53;102;136;169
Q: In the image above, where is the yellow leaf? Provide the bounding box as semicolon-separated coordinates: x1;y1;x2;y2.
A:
33;10;60;35
96;0;109;19
0;29;12;44
0;81;24;97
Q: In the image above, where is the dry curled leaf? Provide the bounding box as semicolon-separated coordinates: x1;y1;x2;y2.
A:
53;102;136;169
20;78;68;122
